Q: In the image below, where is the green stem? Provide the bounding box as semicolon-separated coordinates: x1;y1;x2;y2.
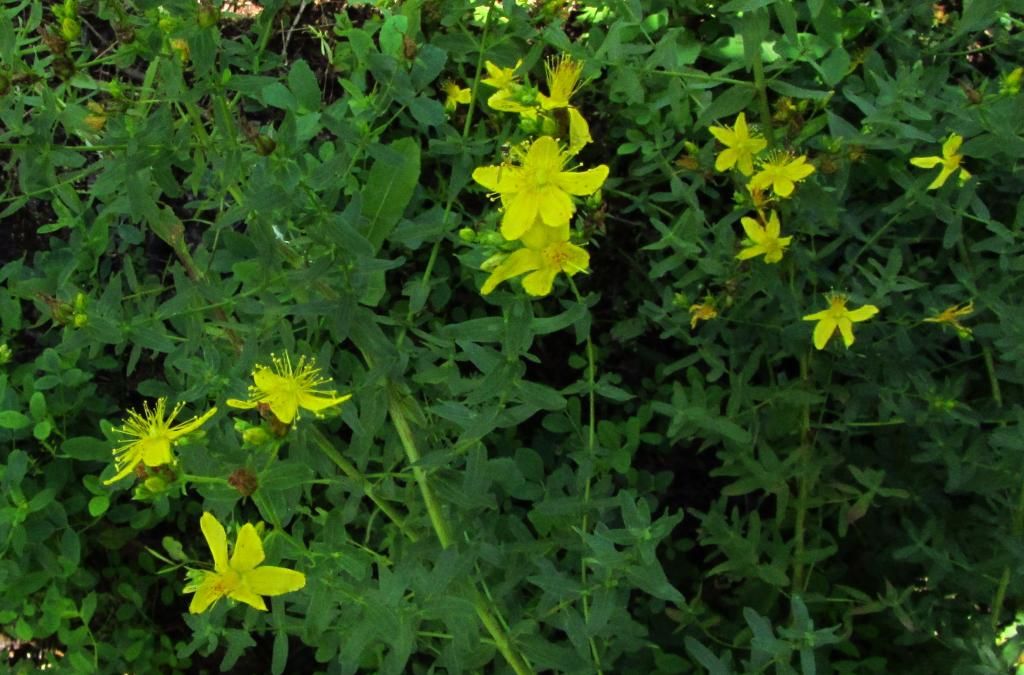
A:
792;353;812;593
569;279;602;673
387;391;452;548
387;387;533;675
309;426;418;543
750;32;775;148
991;469;1024;630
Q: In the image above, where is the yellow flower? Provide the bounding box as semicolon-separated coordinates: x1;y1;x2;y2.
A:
736;211;792;264
923;300;974;337
84;101;107;132
186;512;306;613
481;60;522;90
689;302;718;330
748;152;816;198
104;398;216;485
802;294;879;350
480;221;589;297
227;352;351;425
909;133;970;190
472;135;609;240
538;56;584;110
709;112;768;176
442;80;471;111
1000;66;1022;96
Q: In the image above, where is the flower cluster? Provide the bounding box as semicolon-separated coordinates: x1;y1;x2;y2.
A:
468;56;609;297
101;351;349;614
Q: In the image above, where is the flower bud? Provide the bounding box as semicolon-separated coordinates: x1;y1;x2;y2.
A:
242;426;271;445
197;4;220;28
457;227;476;243
60;17;80;42
254;135;276;156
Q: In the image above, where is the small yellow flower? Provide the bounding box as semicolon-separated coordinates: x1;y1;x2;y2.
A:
227;352;351;425
909;133;970;190
709;113;768;176
472;135;609;240
481;60;522;90
441;80;471;111
538;56;584;110
802;294;879;350
84;101;107;132
999;66;1022;96
104;398;216;485
688;302;718;330
736;210;792;264
923;300;974;337
748;152;816;198
186;512;306;613
480;221;589;297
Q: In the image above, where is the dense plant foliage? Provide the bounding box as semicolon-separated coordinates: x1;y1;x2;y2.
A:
2;0;1023;672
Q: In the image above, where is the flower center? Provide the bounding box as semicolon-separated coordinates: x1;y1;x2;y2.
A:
543;243;571;269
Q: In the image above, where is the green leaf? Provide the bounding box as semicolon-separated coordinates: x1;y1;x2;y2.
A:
288;59;321;111
62;436;111;461
271;631;289;675
685;637;731;675
29;391;46;421
361;138;421;251
88;495;110;517
0;410;30;429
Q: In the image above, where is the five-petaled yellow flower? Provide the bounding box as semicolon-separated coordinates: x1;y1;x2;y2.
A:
709;113;768;176
186;512;306;613
909;133;970;190
481;221;589;296
537;56;592;153
104;398;217;485
227;352;352;425
689;302;718;330
442;80;471;111
924;300;974;337
749;152;816;198
803;294;879;350
472;136;609;240
736;210;792;264
480;60;522;91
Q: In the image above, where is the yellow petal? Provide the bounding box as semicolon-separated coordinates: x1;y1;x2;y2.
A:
737;151;756;176
846;304;879;322
481;249;543;295
561;243;590;275
709;125;737;146
812;317;838;350
567;107;592;154
103;450;143;485
502;191;539;240
226;398;258;410
942;133;963;157
909;156;942;168
734;112;749;138
201;512;230;573
298;391;352;415
765;211;781;237
526;136;562;168
537;186;574;226
168;406;217;440
837;317;856;347
740;216;763;241
522;267;560;296
927;166;954;190
555;165;609;196
139;436;173;467
773;177;795;197
227;584;267;611
188;575;226;614
785;158;815;180
736;244;765;260
520;219;568;249
715;148;738;172
230;523;266;572
267;393;299;425
245;566;307;596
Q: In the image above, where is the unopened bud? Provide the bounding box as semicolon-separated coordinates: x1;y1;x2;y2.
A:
197;4;220;28
72;312;88;328
60;17;80;42
254;135;276;156
458;227;476;243
228;468;259;496
242;427;270;445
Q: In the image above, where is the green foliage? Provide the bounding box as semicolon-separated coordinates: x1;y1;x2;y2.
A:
1;0;1023;672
